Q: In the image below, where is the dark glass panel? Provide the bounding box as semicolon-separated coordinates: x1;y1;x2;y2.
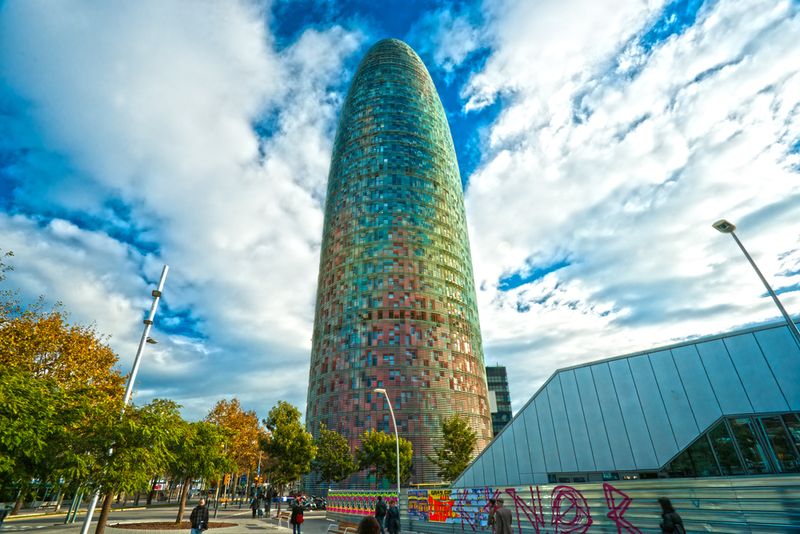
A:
729;417;771;474
709;421;745;475
761;416;800;473
666;449;695;477
783;414;800;451
688;436;721;477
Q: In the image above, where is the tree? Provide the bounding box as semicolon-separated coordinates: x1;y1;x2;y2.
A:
169;421;234;523
90;399;184;534
262;401;316;504
427;414;477;482
356;430;412;486
205;398;263;492
0;261;126;512
312;424;357;490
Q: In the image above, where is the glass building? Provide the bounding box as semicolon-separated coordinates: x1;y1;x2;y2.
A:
306;39;492;485
452;320;800;487
486;365;512;436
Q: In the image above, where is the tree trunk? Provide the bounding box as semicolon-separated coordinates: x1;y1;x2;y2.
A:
175;476;191;524
146;478;156;505
94;490;114;534
11;486;26;515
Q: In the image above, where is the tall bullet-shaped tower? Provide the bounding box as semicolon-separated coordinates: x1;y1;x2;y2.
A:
307;39;492;484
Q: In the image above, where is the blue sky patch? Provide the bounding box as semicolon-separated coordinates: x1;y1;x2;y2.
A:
498;258;572;292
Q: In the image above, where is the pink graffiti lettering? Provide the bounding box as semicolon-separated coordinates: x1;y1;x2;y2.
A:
504;487;545;534
550;486;593;534
603;483;640;534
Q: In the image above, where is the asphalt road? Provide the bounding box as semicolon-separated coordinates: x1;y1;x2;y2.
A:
0;505;332;534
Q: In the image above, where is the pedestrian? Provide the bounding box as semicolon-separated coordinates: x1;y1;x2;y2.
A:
385;499;400;534
189;498;210;534
265;487;274;516
658;498;686;533
290;497;305;534
487;498;497;531
251;495;259;518
374;496;388;534
358;516;381;534
493;499;512;534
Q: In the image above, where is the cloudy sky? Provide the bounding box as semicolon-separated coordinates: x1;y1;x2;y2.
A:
1;0;798;420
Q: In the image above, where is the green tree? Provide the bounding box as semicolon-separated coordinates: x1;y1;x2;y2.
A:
91;399;184;534
169;421;234;523
427;414;477;481
312;423;357;490
356;429;412;486
262;401;316;508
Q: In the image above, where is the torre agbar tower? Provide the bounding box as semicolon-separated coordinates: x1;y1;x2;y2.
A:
306;39;492;485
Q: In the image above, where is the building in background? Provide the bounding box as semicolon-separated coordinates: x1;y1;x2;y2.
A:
305;39;493;486
486;365;512;436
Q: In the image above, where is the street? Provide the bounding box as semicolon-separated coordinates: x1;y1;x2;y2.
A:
1;504;332;534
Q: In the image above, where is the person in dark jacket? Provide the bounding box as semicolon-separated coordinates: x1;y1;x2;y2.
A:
290;498;304;534
190;498;210;534
374;496;387;534
357;516;381;534
658;498;685;533
493;499;513;534
385;499;400;534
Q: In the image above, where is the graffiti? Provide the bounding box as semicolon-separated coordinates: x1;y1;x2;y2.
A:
551;486;592;534
452;487;497;531
408;490;429;521
331;483;639;532
602;483;640;534
429;489;456;522
504;487;545;534
327;491;396;516
423;483;636;533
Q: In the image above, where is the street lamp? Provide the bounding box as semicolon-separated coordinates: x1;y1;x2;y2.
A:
712;219;800;347
80;265;169;534
373;388;401;511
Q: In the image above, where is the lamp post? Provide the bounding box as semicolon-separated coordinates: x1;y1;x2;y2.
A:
373;388;400;511
712;219;800;348
80;265;169;534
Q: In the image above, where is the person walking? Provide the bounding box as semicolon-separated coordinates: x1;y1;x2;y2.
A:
385;499;400;534
487;498;497;532
250;495;259;519
658;498;686;533
189;498;210;534
374;496;388;534
290;497;305;534
493;499;512;534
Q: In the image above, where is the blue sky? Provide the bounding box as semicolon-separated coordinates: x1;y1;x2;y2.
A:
1;0;798;420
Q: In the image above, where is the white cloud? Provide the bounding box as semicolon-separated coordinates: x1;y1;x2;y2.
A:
463;0;800;411
0;0;363;419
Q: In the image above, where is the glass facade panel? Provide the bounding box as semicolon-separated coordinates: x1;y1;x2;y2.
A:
761;416;800;473
708;421;744;475
729;417;770;474
783;413;800;451
689;436;720;477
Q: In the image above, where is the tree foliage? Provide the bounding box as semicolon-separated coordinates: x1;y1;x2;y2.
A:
206;398;263;472
262;401;316;488
0;274;125;486
427;414;477;482
356;429;412;485
312;423;357;486
169;421;233;523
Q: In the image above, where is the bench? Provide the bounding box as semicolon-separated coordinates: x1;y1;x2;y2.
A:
326;520;359;534
276;510;292;527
